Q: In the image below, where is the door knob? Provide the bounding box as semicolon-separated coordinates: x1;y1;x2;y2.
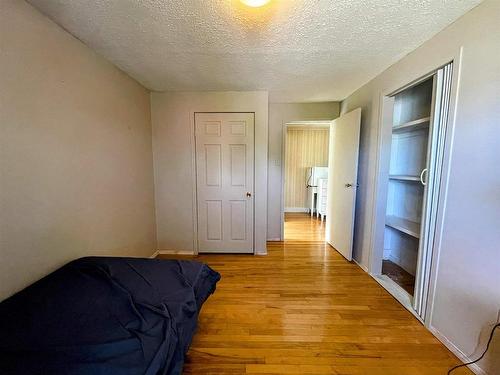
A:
345;183;353;188
246;192;252;197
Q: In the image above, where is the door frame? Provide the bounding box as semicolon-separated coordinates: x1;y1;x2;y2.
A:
192;112;256;255
367;48;463;326
280;120;333;240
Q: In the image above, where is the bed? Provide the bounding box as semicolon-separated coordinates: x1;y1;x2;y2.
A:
0;257;220;375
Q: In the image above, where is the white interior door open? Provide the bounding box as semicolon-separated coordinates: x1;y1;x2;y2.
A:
326;108;361;261
195;113;254;253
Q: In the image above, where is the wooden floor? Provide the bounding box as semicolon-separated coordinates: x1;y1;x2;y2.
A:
283;212;326;241
159;213;471;374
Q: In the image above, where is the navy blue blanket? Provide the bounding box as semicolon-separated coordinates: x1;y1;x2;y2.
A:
0;257;220;375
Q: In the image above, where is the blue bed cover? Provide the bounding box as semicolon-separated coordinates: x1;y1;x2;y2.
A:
0;257;220;375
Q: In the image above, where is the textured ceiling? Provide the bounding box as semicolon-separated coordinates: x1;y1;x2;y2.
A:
27;0;481;102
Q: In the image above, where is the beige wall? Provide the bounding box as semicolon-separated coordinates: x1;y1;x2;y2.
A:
341;0;500;372
0;1;157;300
284;127;329;210
151;91;268;255
267;102;340;240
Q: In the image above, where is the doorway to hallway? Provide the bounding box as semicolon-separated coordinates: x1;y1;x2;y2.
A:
280;109;362;262
284;212;325;242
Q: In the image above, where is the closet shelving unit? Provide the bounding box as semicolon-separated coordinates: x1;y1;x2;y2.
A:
382;78;433;294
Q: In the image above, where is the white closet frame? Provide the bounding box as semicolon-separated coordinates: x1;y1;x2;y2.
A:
369;62;456;324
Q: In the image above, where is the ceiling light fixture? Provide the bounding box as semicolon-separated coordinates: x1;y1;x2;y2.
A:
240;0;271;7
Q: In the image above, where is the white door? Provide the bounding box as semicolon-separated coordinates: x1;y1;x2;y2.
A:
326;108;361;261
195;113;254;253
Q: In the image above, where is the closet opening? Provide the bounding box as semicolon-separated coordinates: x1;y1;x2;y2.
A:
373;63;454;321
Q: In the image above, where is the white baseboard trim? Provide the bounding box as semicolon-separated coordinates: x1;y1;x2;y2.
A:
428;326;486;375
284;207;309;213
267;237;282;242
154;249;268;256
153;249;196;257
353;257;368;272
160;250;195;255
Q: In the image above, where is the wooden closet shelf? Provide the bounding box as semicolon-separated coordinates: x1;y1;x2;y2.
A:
392;116;430;133
385;215;421;238
389;175;422;182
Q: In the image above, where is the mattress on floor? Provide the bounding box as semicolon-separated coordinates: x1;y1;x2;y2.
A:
0;256;220;375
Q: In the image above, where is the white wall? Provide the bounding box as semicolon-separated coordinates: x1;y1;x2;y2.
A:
267;102;340;240
0;1;157;300
151;91;268;255
341;1;500;372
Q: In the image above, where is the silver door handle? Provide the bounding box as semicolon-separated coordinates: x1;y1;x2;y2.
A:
420;169;428;186
246;192;252;197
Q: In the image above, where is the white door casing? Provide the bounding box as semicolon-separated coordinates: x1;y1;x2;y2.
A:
326;108;362;261
195;113;254;253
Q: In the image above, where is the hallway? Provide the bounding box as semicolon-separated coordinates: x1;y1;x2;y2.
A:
284;212;325;242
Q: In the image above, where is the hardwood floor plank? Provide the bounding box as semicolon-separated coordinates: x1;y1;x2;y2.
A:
159;213;471;374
